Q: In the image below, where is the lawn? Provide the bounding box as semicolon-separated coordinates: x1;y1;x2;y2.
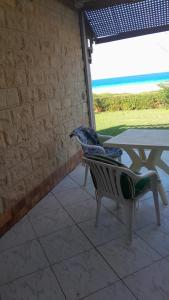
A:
95;109;169;136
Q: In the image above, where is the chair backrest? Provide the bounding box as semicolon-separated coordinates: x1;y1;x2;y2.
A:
84;157;137;203
70;126;100;146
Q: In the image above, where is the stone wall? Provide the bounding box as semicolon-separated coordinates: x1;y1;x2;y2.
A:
0;0;89;232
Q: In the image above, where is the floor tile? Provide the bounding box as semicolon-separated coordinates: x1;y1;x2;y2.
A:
54;186;91;207
0;267;65;300
28;192;61;218
98;235;160;278
124;259;169;300
159;192;169;217
85;182;95;197
53;249;117;300
29;208;74;237
137;218;169;256
40;226;92;264
101;197;120;213
112;198;158;230
65;197;105;223
69;164;92;186
52;175;79;194
0;240;48;285
0;216;36;252
84;280;136;300
79;211;126;246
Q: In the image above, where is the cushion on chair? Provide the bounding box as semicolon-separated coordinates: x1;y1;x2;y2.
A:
135;177;151;197
70;126;100;145
70;126;122;158
85;154;150;200
104;147;123;157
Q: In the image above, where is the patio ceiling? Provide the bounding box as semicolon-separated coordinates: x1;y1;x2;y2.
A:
77;0;169;44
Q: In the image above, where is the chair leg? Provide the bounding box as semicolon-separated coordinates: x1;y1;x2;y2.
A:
125;201;134;243
152;187;161;226
84;164;89;187
95;193;101;227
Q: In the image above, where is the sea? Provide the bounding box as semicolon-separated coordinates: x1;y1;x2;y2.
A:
92;71;169;94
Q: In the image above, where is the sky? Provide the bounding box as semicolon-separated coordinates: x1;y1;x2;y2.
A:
91;31;169;80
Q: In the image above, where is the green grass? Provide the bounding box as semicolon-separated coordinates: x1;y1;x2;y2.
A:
95;109;169;136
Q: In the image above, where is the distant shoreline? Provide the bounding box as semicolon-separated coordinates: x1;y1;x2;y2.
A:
92;71;169;94
92;82;161;94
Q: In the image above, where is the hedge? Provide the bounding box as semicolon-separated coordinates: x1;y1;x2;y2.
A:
93;88;169;112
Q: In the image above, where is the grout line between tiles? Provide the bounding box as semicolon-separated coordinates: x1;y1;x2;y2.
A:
0;265;51;289
37;237;67;300
121;256;167;281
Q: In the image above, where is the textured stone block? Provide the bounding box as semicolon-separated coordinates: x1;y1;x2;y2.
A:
1;127;18;146
11;158;32;183
44;68;58;85
19;86;39;104
0;131;7;147
0;69;6;88
6;88;20;108
28;69;45;85
33;101;49;119
19;138;40;157
0;0;16;8
0;49;15;68
0;89;7;110
0;7;6;27
14;51;33;68
11;104;33;128
0;110;12;129
5;68;27;87
16;124;31;145
43;115;53;130
31;148;48;170
0;170;12;189
6;10;28;32
38;85;54;100
0;146;20;169
48;98;61;113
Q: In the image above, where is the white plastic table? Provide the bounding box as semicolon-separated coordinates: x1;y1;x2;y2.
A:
104;129;169;205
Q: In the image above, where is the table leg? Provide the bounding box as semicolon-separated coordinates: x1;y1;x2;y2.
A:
138;149;147;161
157;159;169;175
124;148;142;172
146;150;162;170
125;147;168;205
146;163;168;206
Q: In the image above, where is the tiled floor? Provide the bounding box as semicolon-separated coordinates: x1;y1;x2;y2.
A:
1;152;169;299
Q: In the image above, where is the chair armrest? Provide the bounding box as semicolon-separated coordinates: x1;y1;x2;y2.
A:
74;136;106;154
81;143;106;154
133;170;160;184
97;134;112;145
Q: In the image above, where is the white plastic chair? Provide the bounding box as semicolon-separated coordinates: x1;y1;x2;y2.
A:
70;127;122;186
83;156;161;242
74;134;118;186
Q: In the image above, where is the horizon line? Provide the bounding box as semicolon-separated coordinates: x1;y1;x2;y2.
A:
92;71;169;86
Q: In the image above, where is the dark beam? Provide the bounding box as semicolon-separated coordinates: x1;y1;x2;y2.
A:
79;12;95;128
83;0;142;10
95;25;169;44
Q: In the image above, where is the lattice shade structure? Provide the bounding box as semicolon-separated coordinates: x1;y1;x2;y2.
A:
84;0;169;43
